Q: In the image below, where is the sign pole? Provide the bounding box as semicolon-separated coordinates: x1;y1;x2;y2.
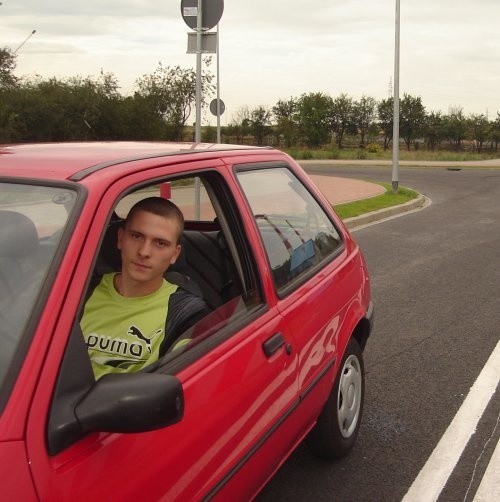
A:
194;0;202;219
216;23;221;143
195;0;202;144
181;0;224;219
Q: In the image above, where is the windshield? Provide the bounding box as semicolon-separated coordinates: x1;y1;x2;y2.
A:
0;182;77;392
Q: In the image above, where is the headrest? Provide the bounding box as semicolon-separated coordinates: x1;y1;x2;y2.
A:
0;210;39;257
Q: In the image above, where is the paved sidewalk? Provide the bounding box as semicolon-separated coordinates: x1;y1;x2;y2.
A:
309;174;384;204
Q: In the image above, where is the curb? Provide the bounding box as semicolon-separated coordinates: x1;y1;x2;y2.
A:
343;194;429;230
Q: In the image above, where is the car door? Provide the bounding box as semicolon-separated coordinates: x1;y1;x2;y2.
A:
235;163;366;426
25;164;300;501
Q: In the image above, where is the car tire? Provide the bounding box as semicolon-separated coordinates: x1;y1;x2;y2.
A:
307;337;364;460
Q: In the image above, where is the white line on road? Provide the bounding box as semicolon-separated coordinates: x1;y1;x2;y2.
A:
402;339;500;502
473;437;500;501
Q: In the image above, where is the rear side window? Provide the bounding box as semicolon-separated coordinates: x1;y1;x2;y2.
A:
237;167;342;292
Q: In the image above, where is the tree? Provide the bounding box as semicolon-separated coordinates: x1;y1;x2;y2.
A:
249;105;272;145
400;93;426;150
0;72;144;143
353;95;377;146
443;107;468;150
0;48;18;88
0;77;83;142
116;94;166;140
329;93;356;148
135;63;215;141
424;111;445;150
272;97;299;147
296;92;332;147
468;113;489;152
489;113;500;151
378;98;394;150
63;72;123;140
229;106;252;143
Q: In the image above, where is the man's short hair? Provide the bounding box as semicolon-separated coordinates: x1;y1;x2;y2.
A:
126;197;184;244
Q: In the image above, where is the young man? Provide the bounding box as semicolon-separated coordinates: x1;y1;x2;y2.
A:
81;197;210;379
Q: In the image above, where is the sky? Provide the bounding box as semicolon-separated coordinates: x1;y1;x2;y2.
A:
2;0;500;124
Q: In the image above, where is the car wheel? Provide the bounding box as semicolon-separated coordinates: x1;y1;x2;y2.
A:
307;337;364;460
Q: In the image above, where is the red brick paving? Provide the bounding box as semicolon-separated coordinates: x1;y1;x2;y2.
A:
309;175;385;204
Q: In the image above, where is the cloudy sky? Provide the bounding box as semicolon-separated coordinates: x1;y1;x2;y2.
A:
2;0;500;122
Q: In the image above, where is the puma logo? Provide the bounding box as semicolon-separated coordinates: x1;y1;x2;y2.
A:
127;325;162;354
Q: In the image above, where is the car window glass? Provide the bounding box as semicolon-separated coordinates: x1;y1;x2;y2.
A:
0;182;77;393
236;167;342;291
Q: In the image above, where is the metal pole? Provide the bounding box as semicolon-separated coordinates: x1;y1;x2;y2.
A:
392;0;400;193
195;0;202;144
194;0;202;219
216;23;221;143
14;29;36;54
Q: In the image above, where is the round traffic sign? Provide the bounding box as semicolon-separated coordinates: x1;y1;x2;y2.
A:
210;98;225;116
181;0;224;31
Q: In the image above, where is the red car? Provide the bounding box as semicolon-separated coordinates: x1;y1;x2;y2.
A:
0;142;373;500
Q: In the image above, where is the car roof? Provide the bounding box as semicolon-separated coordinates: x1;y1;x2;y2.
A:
0;142;270;181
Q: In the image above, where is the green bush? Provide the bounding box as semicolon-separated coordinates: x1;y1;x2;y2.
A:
356;149;367;159
366;142;382;153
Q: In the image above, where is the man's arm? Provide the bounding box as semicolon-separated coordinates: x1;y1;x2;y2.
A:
160;289;211;355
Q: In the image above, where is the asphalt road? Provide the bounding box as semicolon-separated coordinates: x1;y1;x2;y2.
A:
257;165;500;502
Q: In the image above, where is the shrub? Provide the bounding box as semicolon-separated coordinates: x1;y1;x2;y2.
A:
331;147;340;159
366;142;382;154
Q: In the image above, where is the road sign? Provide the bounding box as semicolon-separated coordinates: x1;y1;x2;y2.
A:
210;98;225;116
187;32;217;53
181;0;224;31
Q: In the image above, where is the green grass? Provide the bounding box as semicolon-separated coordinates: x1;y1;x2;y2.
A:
333;183;419;219
284;147;499;162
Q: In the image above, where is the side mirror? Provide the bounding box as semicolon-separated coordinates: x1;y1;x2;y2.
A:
48;371;184;456
75;372;184;433
47;324;185;456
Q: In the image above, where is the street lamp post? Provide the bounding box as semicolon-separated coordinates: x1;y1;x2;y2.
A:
392;0;400;193
14;29;36;54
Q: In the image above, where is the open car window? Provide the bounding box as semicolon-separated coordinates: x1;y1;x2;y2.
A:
116;179;217;222
81;172;264;377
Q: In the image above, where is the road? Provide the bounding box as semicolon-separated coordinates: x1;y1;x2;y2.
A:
257;165;500;501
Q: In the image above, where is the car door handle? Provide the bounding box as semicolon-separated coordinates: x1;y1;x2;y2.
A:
263;332;292;358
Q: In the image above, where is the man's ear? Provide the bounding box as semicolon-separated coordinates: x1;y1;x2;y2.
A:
117;227;124;250
170;244;181;265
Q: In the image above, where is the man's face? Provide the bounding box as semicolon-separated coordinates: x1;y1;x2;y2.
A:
117;210;181;289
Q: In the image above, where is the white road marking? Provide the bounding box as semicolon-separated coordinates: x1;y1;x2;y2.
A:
402;339;500;502
472;438;500;502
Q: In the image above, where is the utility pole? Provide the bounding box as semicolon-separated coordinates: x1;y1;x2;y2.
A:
392;0;400;193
